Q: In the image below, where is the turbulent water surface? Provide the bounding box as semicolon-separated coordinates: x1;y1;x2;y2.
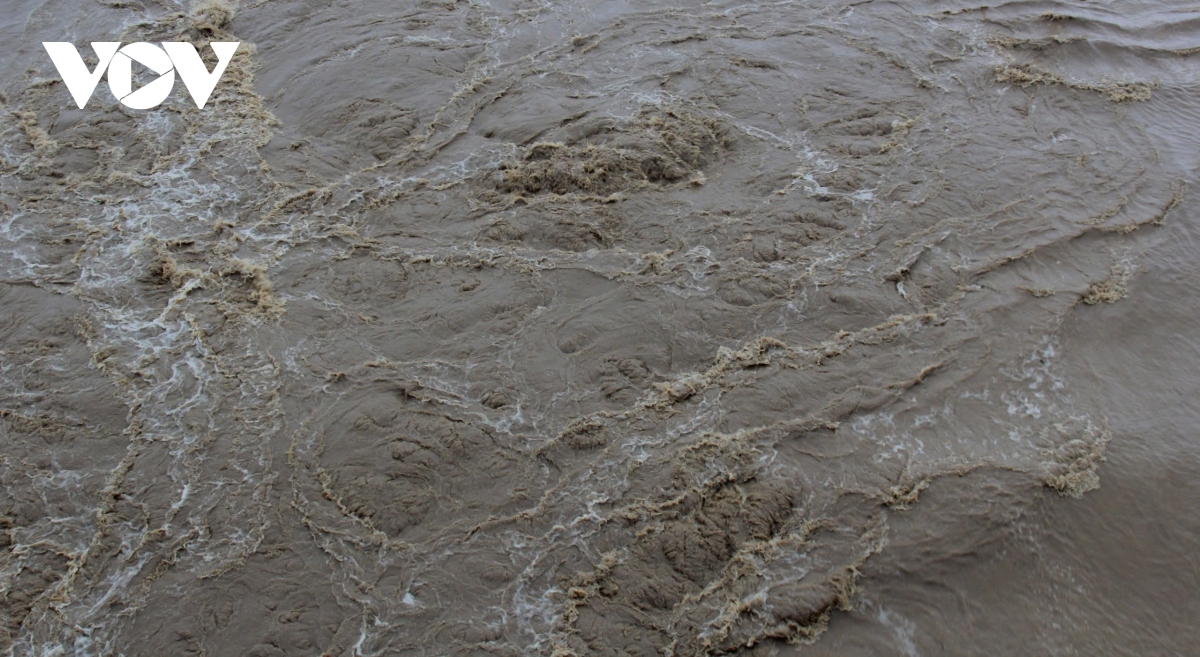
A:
2;0;1198;654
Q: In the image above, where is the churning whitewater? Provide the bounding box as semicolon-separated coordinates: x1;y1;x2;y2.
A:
1;0;1198;654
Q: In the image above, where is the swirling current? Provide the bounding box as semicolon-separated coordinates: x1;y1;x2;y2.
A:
1;0;1198;654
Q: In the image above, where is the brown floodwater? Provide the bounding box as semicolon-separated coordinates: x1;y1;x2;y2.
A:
1;0;1197;654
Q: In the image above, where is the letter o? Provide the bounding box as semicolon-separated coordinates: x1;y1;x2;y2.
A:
108;42;175;109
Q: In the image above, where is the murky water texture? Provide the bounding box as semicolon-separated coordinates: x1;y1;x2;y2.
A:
1;0;1197;654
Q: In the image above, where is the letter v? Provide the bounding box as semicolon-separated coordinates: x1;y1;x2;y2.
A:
43;42;121;109
162;42;240;109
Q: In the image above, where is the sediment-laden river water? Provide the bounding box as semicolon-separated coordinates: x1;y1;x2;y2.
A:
2;0;1198;654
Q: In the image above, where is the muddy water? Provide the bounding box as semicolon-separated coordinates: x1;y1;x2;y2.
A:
1;0;1197;654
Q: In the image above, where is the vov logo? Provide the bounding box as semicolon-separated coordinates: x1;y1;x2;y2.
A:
42;42;240;110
